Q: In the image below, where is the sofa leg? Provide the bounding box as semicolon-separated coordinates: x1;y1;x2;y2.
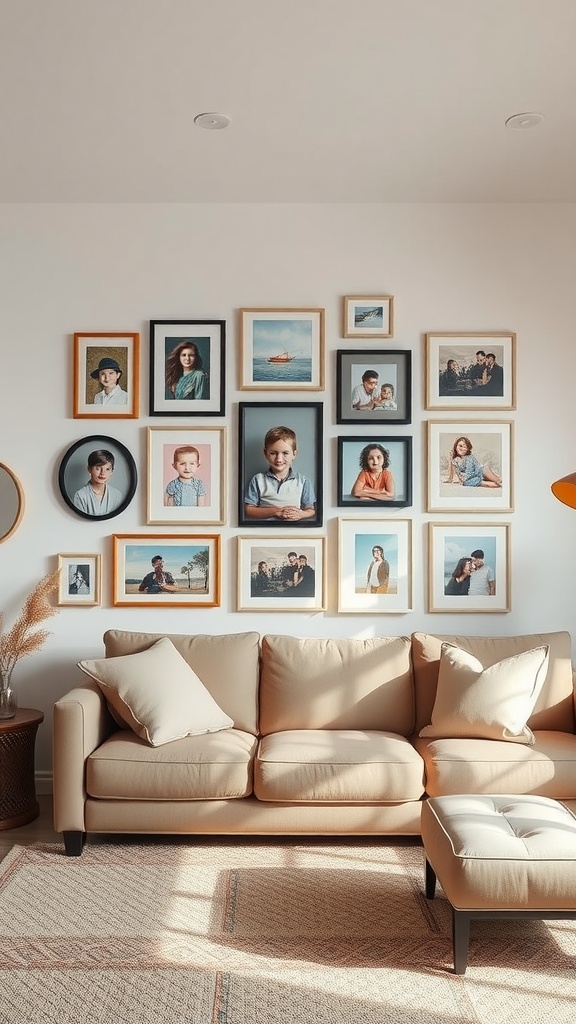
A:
63;830;86;857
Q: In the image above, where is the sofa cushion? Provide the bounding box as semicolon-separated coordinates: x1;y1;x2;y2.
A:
78;637;234;747
87;728;257;799
259;634;413;735
419;643;549;745
413;731;576;799
254;730;425;803
103;629;260;734
412;631;575;735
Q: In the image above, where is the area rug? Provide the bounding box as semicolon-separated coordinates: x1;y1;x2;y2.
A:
1;838;576;1024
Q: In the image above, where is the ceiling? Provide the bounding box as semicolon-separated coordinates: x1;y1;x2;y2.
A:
1;0;575;203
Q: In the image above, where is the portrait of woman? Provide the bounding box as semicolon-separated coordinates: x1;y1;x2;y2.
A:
165;340;209;400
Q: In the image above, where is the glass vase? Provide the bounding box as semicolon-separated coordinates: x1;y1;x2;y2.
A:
0;684;17;719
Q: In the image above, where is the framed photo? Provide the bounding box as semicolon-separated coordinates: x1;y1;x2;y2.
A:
428;522;511;613
336;349;411;424
147;426;226;525
343;295;394;339
112;534;221;607
57;554;101;606
337;518;412;614
425;332;516;410
238;402;323;527
58;435;137;521
237;536;326;611
149;320;225;416
239;308;324;390
73;332;139;419
427;420;513;512
337;435;412;508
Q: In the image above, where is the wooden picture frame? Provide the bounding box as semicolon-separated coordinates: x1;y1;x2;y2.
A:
147;426;226;525
238;402;323;527
336;349;411;424
337;435;412;508
112;534;221;607
149;320;225;416
57;553;101;606
343;295;394;338
425;332;516;411
73;332;139;419
239;307;325;390
427;420;513;513
237;536;326;611
428;522;511;613
337;518;412;613
58;435;137;521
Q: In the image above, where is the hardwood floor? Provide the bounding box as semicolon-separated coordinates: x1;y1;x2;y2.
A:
0;794;61;863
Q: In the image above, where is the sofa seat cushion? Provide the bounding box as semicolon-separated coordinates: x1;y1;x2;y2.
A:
254;730;425;803
86;729;257;800
413;730;576;799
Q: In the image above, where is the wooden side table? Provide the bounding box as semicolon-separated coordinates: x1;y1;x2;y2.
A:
0;708;44;829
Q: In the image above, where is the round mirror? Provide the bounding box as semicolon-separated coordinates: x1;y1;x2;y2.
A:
0;463;24;543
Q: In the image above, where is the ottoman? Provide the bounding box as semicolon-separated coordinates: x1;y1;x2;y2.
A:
421;794;576;974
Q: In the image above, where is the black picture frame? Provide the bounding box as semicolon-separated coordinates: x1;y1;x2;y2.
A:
238;402;323;527
58;435;138;521
337;435;413;508
336;349;411;424
149;319;225;416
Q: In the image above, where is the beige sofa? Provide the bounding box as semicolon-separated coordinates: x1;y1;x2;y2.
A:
53;628;576;856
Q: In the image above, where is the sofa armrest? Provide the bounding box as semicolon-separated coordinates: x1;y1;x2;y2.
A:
52;679;114;833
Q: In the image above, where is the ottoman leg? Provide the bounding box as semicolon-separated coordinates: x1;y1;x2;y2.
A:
425;858;437;899
452;910;470;975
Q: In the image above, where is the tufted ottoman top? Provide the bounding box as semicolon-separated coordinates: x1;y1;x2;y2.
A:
421;794;576;910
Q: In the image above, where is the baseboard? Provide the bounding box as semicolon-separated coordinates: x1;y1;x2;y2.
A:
36;772;53;796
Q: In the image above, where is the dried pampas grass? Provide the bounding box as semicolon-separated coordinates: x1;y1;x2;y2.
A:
0;569;60;683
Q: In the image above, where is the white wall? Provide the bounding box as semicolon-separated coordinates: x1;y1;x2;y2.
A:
1;201;575;780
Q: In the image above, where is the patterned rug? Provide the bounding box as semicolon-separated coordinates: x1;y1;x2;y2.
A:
1;837;575;1023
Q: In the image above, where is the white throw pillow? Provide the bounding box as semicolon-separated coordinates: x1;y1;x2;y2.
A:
419;642;549;745
78;636;234;746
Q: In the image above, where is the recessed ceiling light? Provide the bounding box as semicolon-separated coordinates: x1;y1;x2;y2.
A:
505;112;544;131
194;112;231;130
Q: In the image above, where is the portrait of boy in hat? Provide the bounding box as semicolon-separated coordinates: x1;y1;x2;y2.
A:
91;356;128;406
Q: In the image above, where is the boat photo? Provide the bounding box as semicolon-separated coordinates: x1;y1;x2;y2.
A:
267;347;296;363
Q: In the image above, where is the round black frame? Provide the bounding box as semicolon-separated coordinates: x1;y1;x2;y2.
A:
58;435;137;521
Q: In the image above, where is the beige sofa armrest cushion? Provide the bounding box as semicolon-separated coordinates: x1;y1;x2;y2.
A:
52;680;114;833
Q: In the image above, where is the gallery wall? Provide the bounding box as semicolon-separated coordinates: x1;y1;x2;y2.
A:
1;200;575;783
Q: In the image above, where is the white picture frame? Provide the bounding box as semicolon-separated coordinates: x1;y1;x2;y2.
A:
337;518;412;613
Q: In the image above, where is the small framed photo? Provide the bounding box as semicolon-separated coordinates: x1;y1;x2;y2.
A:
425;332;516;410
337;436;412;508
239;308;325;390
338;518;412;614
73;332;139;418
428;522;511;613
57;554;101;606
427;421;513;512
239;402;323;527
58;435;137;521
112;534;221;607
336;349;411;424
343;295;394;339
237;536;326;611
147;426;226;525
149;320;225;416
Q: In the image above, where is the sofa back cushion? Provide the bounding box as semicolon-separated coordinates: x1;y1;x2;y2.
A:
412;631;574;735
103;629;260;735
259;634;413;735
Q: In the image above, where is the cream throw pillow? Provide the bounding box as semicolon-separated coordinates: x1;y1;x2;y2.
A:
78;636;234;746
419;642;549;745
